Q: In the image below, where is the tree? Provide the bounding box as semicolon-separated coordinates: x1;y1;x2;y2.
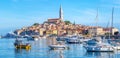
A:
33;23;39;26
64;20;71;25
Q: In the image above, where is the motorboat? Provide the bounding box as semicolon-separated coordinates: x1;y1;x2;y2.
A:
49;44;67;49
84;43;114;52
84;37;114;52
108;39;120;50
56;36;68;41
14;39;31;49
49;41;68;49
66;36;80;44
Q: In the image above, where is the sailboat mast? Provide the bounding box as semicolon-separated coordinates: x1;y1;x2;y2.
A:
111;7;114;35
95;8;98;27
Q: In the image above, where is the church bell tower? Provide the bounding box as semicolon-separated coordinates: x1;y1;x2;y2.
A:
59;5;63;20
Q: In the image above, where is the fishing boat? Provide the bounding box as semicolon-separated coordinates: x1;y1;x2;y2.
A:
14;39;31;49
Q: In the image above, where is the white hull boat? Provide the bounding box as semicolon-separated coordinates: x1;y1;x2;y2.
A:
84;45;114;52
84;37;114;52
66;36;80;44
49;44;68;49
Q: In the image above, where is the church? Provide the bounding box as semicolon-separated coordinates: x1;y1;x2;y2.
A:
44;6;64;24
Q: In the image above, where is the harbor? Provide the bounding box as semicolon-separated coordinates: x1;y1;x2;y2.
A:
1;0;120;58
0;37;120;58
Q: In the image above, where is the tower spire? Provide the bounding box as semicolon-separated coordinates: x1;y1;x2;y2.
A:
59;5;63;20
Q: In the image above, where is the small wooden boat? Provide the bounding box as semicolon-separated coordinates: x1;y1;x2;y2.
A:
14;39;31;49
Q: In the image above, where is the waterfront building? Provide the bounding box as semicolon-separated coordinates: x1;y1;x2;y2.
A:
88;27;104;36
104;28;119;35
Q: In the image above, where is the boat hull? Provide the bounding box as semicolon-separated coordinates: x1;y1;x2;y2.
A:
49;45;68;49
15;45;31;49
84;46;114;52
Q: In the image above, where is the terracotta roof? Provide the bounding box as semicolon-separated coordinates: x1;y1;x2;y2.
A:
48;18;60;22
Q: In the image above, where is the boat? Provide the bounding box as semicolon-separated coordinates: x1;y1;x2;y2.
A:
14;39;31;49
84;38;114;52
27;36;39;41
66;36;81;44
48;38;68;49
84;43;114;52
49;44;68;49
108;39;120;50
106;8;120;50
56;36;68;41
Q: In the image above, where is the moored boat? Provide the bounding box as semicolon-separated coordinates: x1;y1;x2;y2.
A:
84;37;114;52
84;43;114;52
108;39;120;50
49;44;68;49
66;36;80;44
14;39;31;49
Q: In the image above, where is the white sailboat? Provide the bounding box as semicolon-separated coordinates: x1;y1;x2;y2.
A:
84;37;114;52
107;7;120;50
84;9;114;52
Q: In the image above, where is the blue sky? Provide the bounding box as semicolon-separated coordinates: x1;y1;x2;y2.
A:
0;0;120;34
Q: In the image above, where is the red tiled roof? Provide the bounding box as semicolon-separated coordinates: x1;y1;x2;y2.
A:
48;18;60;22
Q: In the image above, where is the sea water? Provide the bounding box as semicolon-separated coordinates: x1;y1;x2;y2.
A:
0;38;120;58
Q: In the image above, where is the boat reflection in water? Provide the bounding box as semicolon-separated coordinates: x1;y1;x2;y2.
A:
48;49;64;58
85;52;114;58
14;49;30;54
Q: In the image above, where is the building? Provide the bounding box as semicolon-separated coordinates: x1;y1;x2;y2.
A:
44;6;64;24
88;27;104;36
104;28;119;35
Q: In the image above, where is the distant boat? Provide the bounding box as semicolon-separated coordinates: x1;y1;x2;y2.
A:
27;36;39;41
14;38;31;49
66;35;81;44
56;36;68;41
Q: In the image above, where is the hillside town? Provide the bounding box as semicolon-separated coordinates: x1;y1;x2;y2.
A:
3;6;119;38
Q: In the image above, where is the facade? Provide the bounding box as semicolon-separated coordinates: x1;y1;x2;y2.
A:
88;27;104;36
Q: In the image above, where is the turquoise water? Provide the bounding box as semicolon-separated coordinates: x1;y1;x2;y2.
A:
0;38;120;58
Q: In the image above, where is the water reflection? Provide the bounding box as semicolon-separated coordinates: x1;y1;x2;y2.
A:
1;39;120;58
85;52;114;58
48;49;64;58
14;49;30;54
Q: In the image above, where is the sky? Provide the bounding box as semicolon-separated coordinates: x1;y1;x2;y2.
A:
0;0;120;34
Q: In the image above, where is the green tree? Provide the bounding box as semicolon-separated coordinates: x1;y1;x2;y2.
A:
64;20;71;25
33;23;39;26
